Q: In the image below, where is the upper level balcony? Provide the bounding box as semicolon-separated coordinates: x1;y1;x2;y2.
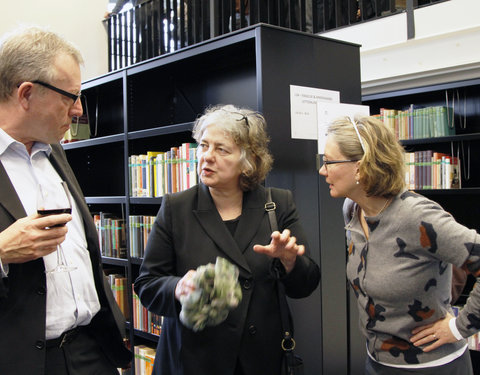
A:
105;0;446;72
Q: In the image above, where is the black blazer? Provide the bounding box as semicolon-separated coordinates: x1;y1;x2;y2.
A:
135;183;320;375
0;143;131;374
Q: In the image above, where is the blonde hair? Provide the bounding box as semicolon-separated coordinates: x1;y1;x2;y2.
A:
327;116;405;197
192;104;273;191
0;26;83;101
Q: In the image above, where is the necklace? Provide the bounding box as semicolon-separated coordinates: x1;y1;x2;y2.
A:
360;197;392;238
376;197;392;216
360;197;392;219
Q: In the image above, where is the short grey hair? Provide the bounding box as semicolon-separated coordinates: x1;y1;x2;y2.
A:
0;26;83;102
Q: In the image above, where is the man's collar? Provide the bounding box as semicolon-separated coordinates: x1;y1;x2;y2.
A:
0;128;52;157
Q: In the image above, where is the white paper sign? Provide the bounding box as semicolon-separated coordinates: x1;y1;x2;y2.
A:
317;102;370;154
290;85;340;140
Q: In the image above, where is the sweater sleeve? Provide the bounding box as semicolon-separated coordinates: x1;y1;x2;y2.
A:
411;197;480;338
456;276;480;338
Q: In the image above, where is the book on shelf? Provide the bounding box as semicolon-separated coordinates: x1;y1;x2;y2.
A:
171;146;179;194
404;151;461;190
104;271;130;319
144;348;156;375
154;152;166;197
128;155;136;197
186;143;197;191
164;150;172;195
129;143;198;198
147;151;162;197
379;108;397;138
128;215;155;258
132;285;163;336
140;155;148;197
134;345;156;375
93;212;126;259
404;152;415;190
374;105;455;140
451;155;461;189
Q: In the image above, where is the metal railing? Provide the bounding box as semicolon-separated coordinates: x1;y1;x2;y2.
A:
105;0;447;71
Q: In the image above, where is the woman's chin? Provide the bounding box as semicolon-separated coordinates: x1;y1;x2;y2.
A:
329;188;341;198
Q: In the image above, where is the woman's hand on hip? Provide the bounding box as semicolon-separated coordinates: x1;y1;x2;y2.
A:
410;313;458;352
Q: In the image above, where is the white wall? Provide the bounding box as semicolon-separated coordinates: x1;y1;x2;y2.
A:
1;0;109;81
322;0;480;94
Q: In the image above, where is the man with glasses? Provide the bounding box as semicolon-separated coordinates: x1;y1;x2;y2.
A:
0;26;131;375
31;80;83;104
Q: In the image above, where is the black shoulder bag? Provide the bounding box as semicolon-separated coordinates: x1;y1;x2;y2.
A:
265;188;304;375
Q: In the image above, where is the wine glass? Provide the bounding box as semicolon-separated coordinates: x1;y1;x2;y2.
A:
37;181;77;273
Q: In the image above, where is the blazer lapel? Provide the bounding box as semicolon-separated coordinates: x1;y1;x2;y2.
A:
0;161;27;220
49;145;88;216
234;187;267;253
49;146;83;209
193;183;251;273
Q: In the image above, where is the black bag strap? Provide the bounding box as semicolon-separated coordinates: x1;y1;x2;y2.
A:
265;187;278;233
265;188;296;354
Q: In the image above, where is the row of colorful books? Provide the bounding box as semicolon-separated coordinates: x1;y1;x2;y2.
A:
129;143;198;198
105;273;129;319
93;213;155;260
104;271;162;336
134;345;156;375
374;106;455;141
129;215;156;258
404;151;460;190
132;285;163;335
93;212;127;259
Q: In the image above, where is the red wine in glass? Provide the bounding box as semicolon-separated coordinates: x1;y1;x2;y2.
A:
37;182;76;273
37;208;72;228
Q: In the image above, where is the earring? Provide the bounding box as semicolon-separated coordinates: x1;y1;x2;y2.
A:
355;179;359;185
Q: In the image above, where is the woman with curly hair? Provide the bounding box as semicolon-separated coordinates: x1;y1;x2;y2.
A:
135;104;320;375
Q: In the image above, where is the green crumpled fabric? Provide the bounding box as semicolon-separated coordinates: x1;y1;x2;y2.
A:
179;257;242;331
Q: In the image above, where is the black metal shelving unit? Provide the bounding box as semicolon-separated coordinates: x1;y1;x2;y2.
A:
67;24;362;374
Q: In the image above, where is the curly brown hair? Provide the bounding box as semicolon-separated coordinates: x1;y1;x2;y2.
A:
192;104;273;191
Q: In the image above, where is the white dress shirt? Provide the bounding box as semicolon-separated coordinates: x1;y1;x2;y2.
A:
0;128;100;340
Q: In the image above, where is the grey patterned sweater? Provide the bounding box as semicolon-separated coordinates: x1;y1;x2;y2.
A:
343;190;480;366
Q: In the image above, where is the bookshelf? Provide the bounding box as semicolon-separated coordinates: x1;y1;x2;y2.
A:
362;77;480;373
363;78;480;225
64;24;361;374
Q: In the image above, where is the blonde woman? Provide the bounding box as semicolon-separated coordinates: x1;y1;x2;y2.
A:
319;116;478;375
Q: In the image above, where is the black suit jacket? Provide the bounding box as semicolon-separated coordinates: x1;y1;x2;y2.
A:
135;183;320;375
0;143;131;374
